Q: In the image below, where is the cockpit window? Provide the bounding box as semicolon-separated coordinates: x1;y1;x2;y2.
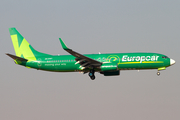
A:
162;56;169;59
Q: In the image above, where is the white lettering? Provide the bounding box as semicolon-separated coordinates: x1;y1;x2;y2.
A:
45;64;54;66
146;56;150;61
127;57;132;61
136;56;140;61
132;56;136;61
122;55;127;61
151;56;155;61
140;56;145;63
156;56;159;61
120;55;160;62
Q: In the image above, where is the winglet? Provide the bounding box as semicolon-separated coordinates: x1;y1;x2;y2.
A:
59;38;69;50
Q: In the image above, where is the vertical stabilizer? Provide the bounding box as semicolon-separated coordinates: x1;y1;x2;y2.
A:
9;28;49;61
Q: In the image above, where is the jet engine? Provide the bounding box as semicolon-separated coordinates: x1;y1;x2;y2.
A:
100;63;120;76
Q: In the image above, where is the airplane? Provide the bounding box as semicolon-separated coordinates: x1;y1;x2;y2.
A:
6;28;176;80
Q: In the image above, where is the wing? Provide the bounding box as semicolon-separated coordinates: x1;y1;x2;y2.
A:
59;38;102;69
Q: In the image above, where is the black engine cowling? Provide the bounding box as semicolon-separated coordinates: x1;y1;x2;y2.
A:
101;70;120;76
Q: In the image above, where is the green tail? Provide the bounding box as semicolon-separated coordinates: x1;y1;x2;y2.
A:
9;28;49;61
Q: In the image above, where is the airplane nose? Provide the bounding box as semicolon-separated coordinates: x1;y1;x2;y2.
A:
170;59;176;65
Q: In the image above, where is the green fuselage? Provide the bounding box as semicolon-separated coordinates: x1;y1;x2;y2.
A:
22;52;170;72
7;28;175;80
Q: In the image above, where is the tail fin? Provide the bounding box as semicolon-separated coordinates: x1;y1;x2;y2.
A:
9;28;49;61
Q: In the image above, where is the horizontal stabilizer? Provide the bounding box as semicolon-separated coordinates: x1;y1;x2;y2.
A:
6;53;28;61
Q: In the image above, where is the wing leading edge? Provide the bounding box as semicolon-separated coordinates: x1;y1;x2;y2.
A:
59;38;102;69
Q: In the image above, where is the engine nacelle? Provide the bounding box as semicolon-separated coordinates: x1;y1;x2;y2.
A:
100;63;118;71
100;63;119;76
